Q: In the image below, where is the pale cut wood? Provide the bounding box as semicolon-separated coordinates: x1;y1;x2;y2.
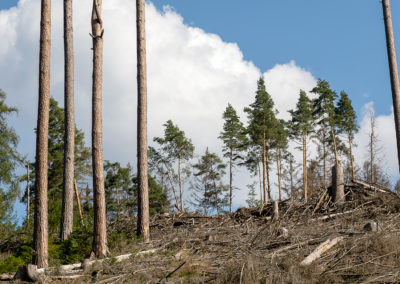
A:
33;0;51;269
300;236;344;266
273;201;279;220
332;165;344;204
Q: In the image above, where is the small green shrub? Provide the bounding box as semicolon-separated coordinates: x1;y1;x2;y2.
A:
0;256;25;273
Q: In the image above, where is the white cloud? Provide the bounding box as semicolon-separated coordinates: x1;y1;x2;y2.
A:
353;102;399;183
0;0;320;211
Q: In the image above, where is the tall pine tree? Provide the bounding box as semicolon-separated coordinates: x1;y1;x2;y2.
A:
219;103;247;213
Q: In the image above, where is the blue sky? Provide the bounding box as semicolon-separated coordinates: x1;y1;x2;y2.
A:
148;0;400;117
0;0;399;221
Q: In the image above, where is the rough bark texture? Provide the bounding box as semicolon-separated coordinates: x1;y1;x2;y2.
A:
331;127;339;166
60;0;75;241
74;179;83;225
33;0;51;269
91;0;108;258
136;0;150;242
266;150;271;200
382;0;400;173
332;165;344;204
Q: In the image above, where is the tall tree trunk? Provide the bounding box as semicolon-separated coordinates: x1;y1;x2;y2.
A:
26;163;30;225
74;179;83;225
33;0;51;269
91;0;108;258
178;156;184;211
257;162;262;202
60;0;75;241
213;178;220;215
289;157;294;198
331;127;339;166
166;169;180;210
303;134;308;201
370;117;375;184
266;149;271;201
382;0;400;173
262;137;267;203
348;130;355;180
136;0;150;242
276;149;282;201
229;147;233;213
322;130;327;188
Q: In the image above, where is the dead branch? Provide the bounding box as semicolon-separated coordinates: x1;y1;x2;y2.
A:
300;236;344;266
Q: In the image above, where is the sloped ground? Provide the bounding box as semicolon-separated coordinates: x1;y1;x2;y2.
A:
11;183;400;283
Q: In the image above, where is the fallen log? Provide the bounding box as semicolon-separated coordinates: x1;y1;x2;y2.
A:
300;236;344;266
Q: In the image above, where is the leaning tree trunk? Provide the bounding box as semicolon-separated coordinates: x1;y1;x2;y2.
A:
91;0;108;258
136;0;150;242
33;0;51;269
60;0;75;241
382;0;400;173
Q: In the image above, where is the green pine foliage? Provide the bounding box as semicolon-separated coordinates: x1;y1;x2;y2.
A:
0;90;21;235
289;90;314;140
336;91;358;138
192;148;227;215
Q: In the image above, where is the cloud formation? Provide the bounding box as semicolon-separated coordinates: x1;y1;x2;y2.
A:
0;0;354;209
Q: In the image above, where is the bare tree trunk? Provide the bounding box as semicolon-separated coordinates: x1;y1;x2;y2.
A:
323;131;327;188
303;134;308;201
60;0;75;241
136;0;150;242
74;179;83;225
257;162;262;202
382;0;400;173
213;179;220;215
348;131;355;180
331;127;339;166
370;115;375;184
289;157;294;198
229;147;233;213
33;0;51;269
91;0;108;258
262;132;267;203
166;169;180;210
26;163;30;224
266;149;271;201
178;156;184;211
276;149;282;201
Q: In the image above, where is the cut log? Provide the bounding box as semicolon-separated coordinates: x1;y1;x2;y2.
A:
273;201;279;220
300;236;344;266
332;165;344;204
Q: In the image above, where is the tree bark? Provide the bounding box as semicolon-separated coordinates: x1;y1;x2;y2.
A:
26;164;30;224
73;179;83;225
276;149;282;201
257;162;262;202
166;169;180;210
331;127;339;166
332;165;344;204
382;0;400;173
262;132;267;203
266;149;271;201
33;0;51;269
213;178;220;215
136;0;150;242
229;147;233;213
91;0;108;258
60;0;75;241
348;130;355;180
178;156;184;211
303;134;308;201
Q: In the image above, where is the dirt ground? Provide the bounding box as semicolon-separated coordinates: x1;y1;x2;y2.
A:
11;182;400;283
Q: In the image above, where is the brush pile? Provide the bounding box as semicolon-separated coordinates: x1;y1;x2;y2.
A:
8;181;400;283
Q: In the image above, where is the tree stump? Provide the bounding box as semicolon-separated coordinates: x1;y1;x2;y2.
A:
332;165;344;204
273;201;279;220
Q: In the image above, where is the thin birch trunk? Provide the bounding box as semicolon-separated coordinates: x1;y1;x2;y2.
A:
33;0;51;269
91;0;108;258
136;0;150;242
61;0;75;241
